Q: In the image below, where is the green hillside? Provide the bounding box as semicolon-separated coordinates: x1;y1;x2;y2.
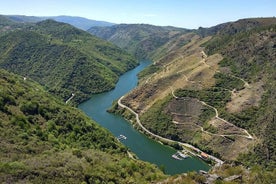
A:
0;20;137;103
0;69;165;183
88;24;190;59
110;18;276;172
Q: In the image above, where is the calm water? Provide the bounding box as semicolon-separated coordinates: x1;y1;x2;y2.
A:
79;61;210;175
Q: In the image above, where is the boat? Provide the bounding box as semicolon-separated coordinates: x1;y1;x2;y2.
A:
117;134;127;140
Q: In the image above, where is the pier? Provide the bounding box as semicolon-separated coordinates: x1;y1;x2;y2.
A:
172;151;190;160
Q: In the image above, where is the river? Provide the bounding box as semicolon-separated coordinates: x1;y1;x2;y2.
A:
79;60;210;175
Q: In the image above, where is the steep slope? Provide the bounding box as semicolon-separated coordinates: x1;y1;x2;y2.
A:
88;24;191;59
5;15;115;30
111;18;276;169
0;20;137;103
0;69;165;183
203;21;276;169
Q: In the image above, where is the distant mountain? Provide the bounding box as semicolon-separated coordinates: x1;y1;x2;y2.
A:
51;15;115;30
5;15;115;30
0;15;17;26
5;15;43;23
0;19;137;103
88;24;191;59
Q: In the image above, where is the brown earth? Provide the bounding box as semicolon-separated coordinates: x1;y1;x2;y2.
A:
226;81;264;113
123;33;257;161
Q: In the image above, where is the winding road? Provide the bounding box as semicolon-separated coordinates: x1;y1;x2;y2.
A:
118;96;224;166
118;51;253;168
171;85;254;140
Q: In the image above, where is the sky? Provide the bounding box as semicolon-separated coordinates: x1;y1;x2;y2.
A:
0;0;275;28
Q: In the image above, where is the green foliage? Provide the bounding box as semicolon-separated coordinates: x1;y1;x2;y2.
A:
20;101;39;115
199;106;216;124
138;64;161;79
214;72;244;91
204;124;218;134
0;20;137;103
175;88;231;109
140;96;182;141
0;69;165;183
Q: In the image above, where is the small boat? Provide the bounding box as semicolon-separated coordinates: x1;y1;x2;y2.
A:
117;134;127;140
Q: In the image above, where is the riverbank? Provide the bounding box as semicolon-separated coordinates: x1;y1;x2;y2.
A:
117;95;224;167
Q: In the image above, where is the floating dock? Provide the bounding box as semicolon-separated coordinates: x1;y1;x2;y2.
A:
172;154;182;160
177;151;189;159
172;151;190;160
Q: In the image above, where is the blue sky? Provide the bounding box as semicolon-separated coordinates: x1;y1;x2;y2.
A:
1;0;275;28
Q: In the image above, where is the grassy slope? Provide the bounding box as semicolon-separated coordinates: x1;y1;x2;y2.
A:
0;20;137;103
0;69;165;183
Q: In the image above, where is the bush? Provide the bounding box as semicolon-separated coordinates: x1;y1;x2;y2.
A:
20;101;39;115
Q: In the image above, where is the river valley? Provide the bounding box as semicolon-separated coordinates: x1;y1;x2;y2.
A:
79;61;210;175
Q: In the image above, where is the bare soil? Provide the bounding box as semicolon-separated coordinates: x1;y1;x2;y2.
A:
226;81;264;113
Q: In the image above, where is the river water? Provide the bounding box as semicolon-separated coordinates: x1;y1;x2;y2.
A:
79;60;210;175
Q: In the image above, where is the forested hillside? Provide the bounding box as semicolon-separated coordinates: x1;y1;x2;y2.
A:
88;24;191;59
0;19;137;103
0;69;165;183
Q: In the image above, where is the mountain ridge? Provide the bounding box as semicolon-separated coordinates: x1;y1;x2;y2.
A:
4;14;115;30
88;23;191;59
